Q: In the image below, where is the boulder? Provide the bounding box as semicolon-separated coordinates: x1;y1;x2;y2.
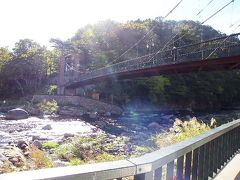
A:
42;124;52;130
6;108;29;120
31;140;42;150
32;135;49;141
16;140;29;151
32;135;40;141
147;122;162;130
63;133;75;139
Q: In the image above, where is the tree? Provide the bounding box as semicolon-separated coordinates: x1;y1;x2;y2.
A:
0;39;49;96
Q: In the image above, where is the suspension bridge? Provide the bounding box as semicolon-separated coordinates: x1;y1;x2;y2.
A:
60;33;240;92
55;0;240;93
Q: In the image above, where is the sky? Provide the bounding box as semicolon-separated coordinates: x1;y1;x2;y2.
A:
0;0;239;49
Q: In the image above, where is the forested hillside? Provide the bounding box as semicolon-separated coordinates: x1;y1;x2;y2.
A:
1;18;240;110
0;39;60;97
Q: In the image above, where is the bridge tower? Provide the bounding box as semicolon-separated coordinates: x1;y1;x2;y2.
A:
57;56;66;95
57;55;81;96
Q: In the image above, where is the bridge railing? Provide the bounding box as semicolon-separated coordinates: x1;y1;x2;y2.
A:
1;119;240;180
64;33;240;84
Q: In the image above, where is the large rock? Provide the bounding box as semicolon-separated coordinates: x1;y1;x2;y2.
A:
6;108;29;120
42;124;52;130
16;140;29;151
63;133;75;139
31;140;43;150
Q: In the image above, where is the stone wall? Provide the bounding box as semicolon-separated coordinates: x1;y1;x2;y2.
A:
32;95;123;115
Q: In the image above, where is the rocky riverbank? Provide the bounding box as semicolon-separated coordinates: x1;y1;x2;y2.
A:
1;102;240;174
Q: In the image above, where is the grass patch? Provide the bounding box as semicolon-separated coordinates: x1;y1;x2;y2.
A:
55;143;75;160
29;146;54;169
94;152;123;163
153;117;215;148
43;142;60;149
54;134;128;164
69;158;85;166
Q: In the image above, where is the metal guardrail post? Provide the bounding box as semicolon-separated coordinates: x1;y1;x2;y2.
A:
134;171;154;180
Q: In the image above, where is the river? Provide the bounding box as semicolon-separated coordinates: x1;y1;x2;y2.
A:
0;109;240;147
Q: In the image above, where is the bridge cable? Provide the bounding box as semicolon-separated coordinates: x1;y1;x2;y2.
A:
147;0;235;62
100;0;214;69
149;0;210;52
150;0;234;60
205;0;240;59
196;0;215;16
109;0;184;65
98;0;236;73
70;0;215;72
201;0;234;24
65;0;184;73
144;0;217;62
206;26;240;59
68;0;235;74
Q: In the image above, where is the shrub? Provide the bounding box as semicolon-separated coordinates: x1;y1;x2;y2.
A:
69;158;85;166
55;144;75;160
134;146;153;156
154;117;213;148
94;152;122;163
43;142;60;149
37;100;58;114
54;135;127;163
29;146;54;169
47;85;58;95
0;161;15;174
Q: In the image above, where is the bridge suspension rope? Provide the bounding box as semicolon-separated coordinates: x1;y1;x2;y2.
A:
109;0;184;65
67;0;237;75
147;0;236;63
108;0;219;67
206;26;240;59
66;0;185;73
201;0;235;24
196;0;215;16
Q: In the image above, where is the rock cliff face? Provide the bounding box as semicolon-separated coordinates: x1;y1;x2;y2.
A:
32;95;123;116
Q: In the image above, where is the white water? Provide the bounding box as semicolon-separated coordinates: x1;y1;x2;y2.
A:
0;116;100;145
